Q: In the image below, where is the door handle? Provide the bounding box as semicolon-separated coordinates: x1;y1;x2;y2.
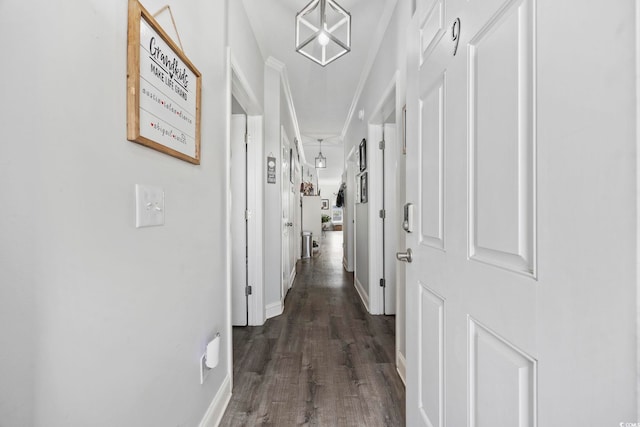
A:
396;248;413;263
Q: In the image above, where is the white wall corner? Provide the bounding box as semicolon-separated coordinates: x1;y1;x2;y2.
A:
198;374;232;427
340;0;400;141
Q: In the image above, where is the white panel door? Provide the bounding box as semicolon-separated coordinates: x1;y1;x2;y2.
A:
405;0;636;426
231;114;248;326
281;131;295;300
406;1;537;424
288;154;297;289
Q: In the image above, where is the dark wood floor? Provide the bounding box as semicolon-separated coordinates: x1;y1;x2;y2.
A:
220;231;406;426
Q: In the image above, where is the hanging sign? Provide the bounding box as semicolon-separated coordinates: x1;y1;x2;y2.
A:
127;0;202;164
267;156;277;184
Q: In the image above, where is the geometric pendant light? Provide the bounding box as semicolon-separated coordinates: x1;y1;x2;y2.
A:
295;0;351;67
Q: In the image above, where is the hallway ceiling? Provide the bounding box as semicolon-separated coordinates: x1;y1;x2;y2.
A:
242;0;396;183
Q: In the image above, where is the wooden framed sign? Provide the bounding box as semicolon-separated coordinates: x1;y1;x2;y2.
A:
127;0;202;164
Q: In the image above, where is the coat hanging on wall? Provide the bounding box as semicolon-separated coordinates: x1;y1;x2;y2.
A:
336;183;345;207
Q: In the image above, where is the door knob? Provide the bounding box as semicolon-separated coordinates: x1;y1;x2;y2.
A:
396;248;413;263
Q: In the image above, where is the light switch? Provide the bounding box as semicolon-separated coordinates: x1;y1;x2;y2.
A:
135;185;165;228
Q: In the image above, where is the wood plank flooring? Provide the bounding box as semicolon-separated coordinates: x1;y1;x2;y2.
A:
220;231;406;426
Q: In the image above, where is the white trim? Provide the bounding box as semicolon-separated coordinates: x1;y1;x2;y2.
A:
224;47;234;389
230;53;262;115
354;276;370;313
363;75;399;316
396;350;406;386
369;72;400;125
198;374;232;427
266;301;283;319
636;0;640;416
230;51;265;327
289;267;296;289
265;57;305;165
340;0;399;140
247;116;265;326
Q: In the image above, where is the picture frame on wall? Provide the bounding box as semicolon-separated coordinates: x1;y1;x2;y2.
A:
359;138;367;171
360;172;368;203
289;148;294;183
127;0;202;164
321;199;329;210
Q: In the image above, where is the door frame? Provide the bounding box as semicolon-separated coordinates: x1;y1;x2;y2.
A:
280;128;296;304
228;50;265;330
366;72;401;314
230;113;248;327
636;3;640;417
367;72;407;381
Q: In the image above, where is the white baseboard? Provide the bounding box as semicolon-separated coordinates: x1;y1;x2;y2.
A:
354;276;369;312
266;301;283;319
396;351;406;386
198;374;232;427
288;268;296;289
342;256;353;272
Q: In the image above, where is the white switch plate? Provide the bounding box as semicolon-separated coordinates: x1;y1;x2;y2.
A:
135;185;165;228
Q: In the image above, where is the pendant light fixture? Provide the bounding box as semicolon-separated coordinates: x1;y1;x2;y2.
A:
295;0;351;67
315;139;327;169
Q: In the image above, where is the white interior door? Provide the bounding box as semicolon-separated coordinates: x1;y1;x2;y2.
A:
405;0;637;425
406;1;538;424
395;110;407;379
288;156;298;288
231;114;248;326
281;131;295;301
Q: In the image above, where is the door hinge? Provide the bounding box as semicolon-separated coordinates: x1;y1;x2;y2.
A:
380;278;386;288
379;209;386;219
245;210;252;220
244;133;249;144
379;140;385;150
245;285;253;296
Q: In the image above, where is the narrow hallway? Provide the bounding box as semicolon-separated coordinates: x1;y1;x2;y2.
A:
220;231;406;426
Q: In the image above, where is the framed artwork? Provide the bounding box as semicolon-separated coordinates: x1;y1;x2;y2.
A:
127;0;202;164
331;207;343;222
289;148;294;183
321;199;329;210
359;138;367;171
360;172;368;203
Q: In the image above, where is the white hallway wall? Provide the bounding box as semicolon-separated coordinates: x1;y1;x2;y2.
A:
0;0;235;425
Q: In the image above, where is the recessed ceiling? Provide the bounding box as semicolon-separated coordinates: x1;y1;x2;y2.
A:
242;0;395;183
